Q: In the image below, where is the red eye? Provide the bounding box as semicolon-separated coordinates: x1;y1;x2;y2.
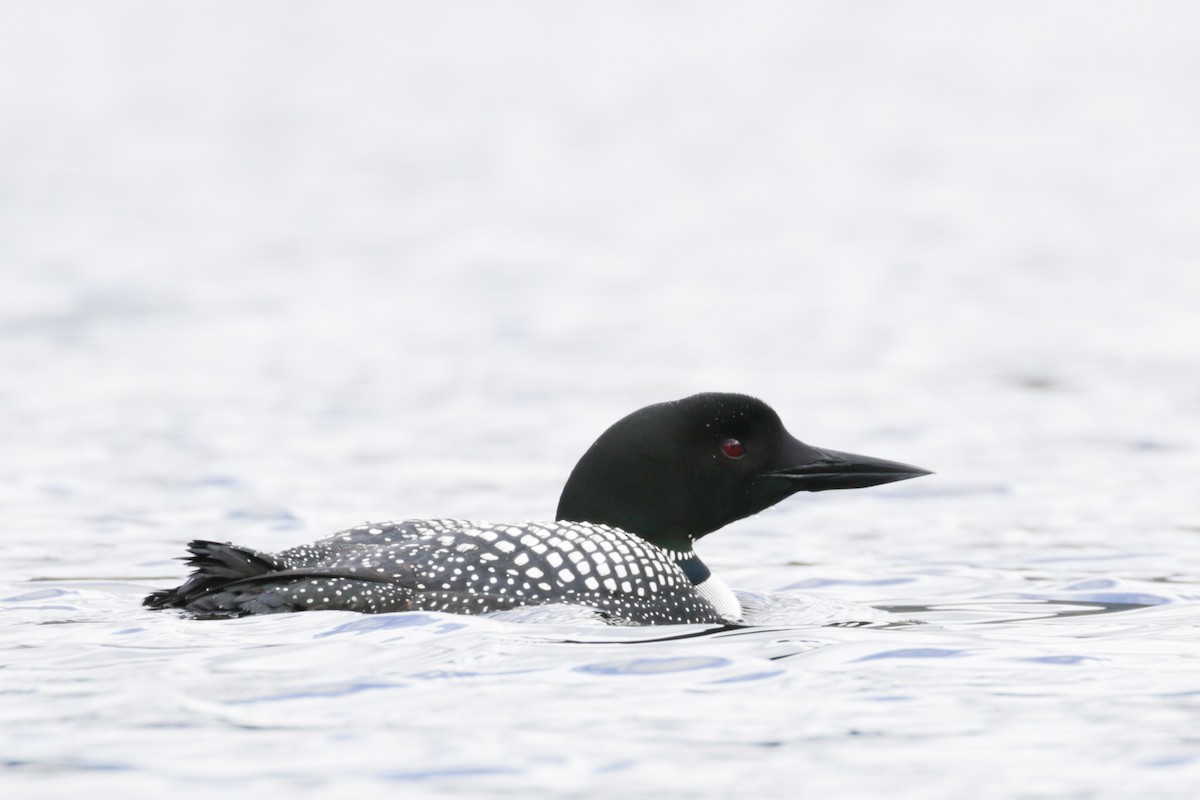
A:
720;438;745;459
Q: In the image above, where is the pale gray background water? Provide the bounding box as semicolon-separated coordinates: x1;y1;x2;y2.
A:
3;2;1199;798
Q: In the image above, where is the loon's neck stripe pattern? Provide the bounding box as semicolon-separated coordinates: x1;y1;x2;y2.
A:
674;554;711;585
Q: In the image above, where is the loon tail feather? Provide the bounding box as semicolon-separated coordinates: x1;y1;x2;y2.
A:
143;541;417;617
183;539;284;579
142;540;287;611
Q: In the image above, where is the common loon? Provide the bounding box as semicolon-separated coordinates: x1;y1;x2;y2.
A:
144;393;930;624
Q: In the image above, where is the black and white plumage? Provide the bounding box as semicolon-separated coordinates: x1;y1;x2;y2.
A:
145;393;930;625
156;519;737;624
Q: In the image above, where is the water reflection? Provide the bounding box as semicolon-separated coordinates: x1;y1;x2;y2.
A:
876;598;1160;624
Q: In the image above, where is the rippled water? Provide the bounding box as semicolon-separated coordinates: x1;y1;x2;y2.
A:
4;2;1200;799
5;570;1199;799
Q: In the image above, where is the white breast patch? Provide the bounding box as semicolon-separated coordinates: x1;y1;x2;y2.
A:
693;574;742;622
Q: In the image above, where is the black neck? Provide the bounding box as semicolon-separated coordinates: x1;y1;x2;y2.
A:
674;553;711;585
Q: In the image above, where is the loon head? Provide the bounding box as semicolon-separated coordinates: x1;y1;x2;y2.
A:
556;392;930;554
